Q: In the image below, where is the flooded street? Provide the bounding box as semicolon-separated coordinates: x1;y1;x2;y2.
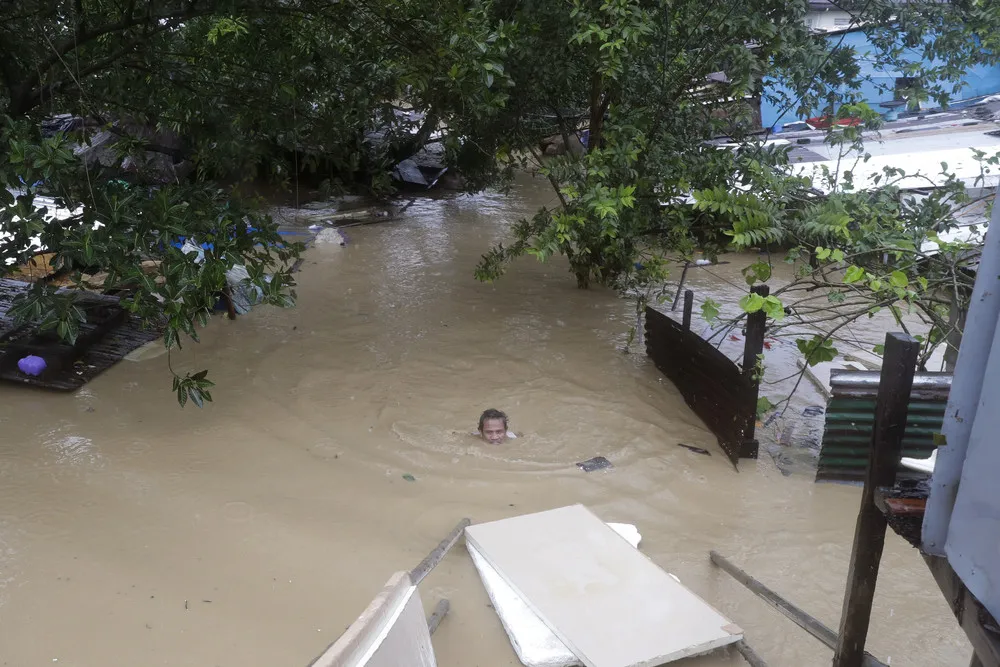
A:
0;174;971;666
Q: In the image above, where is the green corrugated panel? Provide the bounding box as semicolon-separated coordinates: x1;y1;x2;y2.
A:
816;386;947;483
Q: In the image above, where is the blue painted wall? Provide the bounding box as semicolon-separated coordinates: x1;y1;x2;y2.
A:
760;29;1000;130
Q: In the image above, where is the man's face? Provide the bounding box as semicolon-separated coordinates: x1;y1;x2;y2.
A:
480;418;507;444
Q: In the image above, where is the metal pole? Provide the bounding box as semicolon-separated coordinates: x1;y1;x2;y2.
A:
923;183;1000;555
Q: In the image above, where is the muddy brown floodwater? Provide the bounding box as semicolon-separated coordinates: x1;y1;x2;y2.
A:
0;173;972;666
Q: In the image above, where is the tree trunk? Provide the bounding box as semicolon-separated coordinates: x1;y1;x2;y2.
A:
944;291;966;373
588;71;604;151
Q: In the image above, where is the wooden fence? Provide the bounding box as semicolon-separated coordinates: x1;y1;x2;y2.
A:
644;287;767;465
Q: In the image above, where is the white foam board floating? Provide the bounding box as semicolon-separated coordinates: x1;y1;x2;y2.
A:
468;522;645;667
465;505;742;667
309;571;436;667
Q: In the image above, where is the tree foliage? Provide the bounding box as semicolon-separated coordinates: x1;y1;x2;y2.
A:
2;0;999;407
466;0;1000;404
0;0;504;405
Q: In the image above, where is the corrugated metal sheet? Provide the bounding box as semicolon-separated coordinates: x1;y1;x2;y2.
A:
816;370;951;483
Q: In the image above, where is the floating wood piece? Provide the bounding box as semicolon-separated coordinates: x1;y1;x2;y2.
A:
709;551;886;667
466;505;742;667
426;599;449;636
308;571;436;667
734;639;769;667
833;333;919;667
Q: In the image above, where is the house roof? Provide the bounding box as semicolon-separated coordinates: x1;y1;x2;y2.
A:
765;100;1000;193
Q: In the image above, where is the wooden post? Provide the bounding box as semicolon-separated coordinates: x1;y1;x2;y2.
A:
740;284;769;458
682;290;694;331
671;262;691;311
832;332;920;667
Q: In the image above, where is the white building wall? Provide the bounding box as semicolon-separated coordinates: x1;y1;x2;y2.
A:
805;9;855;32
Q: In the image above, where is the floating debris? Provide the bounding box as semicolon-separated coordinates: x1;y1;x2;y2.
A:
17;355;46;376
576;456;614;472
677;443;711;456
402;474;416;482
803;406;825;417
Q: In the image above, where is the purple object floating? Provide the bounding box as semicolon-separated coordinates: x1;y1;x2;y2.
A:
17;355;47;376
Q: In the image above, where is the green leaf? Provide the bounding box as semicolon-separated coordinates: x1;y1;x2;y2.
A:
815;246;831;260
932;433;947;447
402;473;416;482
740;293;765;313
796;336;838;366
756;396;775;417
189;388;205;409
701;298;721;325
889;270;908;288
742;260;772;285
762;295;785;321
844;265;865;284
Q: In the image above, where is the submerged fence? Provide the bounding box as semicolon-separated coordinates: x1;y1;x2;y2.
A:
645;287;767;465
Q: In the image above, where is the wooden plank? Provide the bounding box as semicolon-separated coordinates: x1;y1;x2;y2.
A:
882;497;926;517
426;599;449;636
735;640;769;667
833;333;920;667
409;518;471;586
465;505;742;667
710;550;836;647
309;571;436;667
710;551;887;667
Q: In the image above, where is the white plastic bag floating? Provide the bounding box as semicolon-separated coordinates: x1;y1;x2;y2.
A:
468;522;643;667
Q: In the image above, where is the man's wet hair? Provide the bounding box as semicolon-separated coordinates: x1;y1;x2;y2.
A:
478;408;508;431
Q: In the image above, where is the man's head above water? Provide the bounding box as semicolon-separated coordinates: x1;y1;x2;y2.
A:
478;408;509;444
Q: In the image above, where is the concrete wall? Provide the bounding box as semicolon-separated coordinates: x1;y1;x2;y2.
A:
760;30;1000;130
